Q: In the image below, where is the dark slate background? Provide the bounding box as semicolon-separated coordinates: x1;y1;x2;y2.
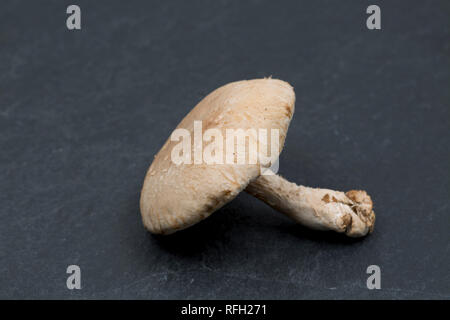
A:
0;0;449;299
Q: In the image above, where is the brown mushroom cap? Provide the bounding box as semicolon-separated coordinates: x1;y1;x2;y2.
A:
140;78;295;234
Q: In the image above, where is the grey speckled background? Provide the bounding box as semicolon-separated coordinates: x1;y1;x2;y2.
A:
0;0;449;299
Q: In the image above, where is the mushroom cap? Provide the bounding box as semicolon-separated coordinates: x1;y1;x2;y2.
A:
140;78;296;234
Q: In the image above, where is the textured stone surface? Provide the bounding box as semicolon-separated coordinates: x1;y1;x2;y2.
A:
0;0;449;299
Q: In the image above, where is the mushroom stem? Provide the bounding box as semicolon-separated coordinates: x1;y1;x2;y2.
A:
245;174;375;237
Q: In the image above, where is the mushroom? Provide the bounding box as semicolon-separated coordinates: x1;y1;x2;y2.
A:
140;79;375;237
